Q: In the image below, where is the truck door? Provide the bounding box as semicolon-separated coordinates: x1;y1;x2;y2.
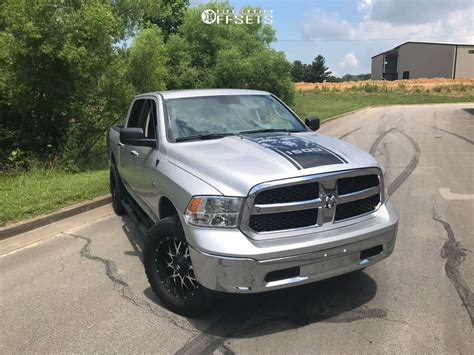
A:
126;99;161;215
119;98;147;190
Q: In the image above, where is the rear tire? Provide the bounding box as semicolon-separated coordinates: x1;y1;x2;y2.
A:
143;215;212;317
110;164;126;215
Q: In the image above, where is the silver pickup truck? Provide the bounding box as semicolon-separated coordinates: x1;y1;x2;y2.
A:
108;89;399;316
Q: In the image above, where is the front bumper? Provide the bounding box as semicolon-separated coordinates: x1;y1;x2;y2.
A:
186;200;399;293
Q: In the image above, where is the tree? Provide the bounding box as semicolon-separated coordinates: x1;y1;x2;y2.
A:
166;3;295;103
214;48;295;103
302;64;313;82
0;0;297;170
0;0;134;169
341;73;371;81
326;75;342;83
311;55;332;82
289;56;332;82
127;26;167;93
290;60;305;82
142;0;189;41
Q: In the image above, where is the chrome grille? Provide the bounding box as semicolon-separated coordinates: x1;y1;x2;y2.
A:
241;168;383;240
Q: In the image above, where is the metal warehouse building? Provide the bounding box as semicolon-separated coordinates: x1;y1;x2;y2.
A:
371;41;474;80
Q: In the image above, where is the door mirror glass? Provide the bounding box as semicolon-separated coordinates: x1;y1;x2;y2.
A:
304;116;320;131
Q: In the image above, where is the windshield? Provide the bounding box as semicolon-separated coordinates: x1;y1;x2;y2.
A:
165;95;306;141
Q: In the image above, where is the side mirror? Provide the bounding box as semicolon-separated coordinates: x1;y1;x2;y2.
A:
304;116;320;131
120;127;155;147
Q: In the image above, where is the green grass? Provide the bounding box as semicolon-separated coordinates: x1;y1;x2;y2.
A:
2;88;474;227
294;90;474;120
0;168;109;226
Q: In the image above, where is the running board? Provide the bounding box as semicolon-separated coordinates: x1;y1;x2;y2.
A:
121;197;154;236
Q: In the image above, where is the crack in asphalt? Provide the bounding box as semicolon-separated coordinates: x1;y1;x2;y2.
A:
338;127;361;139
431;207;474;326
64;232;199;335
71;233;127;287
430;126;474;146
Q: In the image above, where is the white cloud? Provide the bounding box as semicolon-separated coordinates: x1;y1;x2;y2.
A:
297;3;474;74
301;6;474;43
366;0;472;25
355;9;474;43
340;53;358;67
357;0;373;11
299;9;354;40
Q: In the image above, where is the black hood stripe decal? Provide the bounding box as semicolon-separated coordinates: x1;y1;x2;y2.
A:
245;134;346;170
272;148;302;169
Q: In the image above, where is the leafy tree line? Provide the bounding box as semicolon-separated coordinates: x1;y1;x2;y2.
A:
290;55;332;83
0;0;294;171
290;55;370;83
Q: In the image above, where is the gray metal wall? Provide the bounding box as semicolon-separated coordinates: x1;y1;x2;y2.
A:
371;54;384;80
397;43;455;79
454;46;474;79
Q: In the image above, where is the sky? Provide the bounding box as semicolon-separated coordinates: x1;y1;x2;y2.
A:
192;0;474;76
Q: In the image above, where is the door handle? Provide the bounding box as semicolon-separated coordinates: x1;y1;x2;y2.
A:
130;150;139;157
118;142;124;147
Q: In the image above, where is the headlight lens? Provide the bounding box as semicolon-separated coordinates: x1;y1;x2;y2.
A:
184;196;242;228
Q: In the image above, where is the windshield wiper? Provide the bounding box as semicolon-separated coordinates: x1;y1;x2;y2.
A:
175;132;235;142
238;128;301;135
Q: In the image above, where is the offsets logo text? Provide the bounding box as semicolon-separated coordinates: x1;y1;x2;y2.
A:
201;9;273;25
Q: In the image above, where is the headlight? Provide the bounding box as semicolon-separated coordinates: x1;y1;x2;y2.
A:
184;196;243;228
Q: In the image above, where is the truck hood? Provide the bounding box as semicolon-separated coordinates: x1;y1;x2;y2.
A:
167;132;380;196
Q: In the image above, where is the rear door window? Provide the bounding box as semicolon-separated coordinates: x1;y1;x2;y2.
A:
127;98;158;140
127;99;146;128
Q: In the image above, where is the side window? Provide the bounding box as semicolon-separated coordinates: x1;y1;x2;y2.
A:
142;100;158;139
127;99;146;128
127;98;157;140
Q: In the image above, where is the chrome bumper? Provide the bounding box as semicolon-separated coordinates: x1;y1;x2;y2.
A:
187;200;398;293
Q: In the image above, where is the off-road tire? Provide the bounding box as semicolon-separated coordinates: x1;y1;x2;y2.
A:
110;164;126;215
143;215;212;317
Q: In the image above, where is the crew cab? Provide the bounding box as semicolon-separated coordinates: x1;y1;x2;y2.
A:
108;89;399;316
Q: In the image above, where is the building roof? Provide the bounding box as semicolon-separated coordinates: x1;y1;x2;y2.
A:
371;41;474;58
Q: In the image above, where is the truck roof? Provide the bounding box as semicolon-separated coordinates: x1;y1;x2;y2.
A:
136;88;271;100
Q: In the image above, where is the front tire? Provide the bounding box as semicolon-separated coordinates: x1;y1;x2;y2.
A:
143;216;212;317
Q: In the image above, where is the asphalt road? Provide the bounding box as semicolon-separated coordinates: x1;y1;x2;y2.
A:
1;103;473;353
